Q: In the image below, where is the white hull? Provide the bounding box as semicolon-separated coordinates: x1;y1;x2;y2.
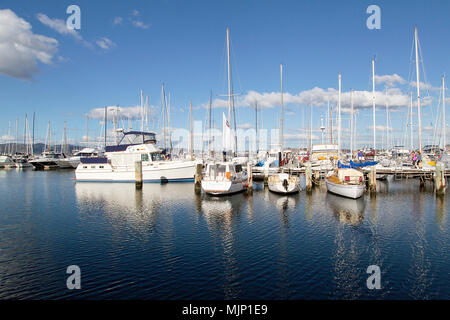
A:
268;173;300;194
201;180;247;195
75;160;197;182
55;159;74;169
325;180;365;199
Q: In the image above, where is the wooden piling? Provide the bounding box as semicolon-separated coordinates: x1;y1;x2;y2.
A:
435;162;446;195
135;160;142;189
194;163;202;194
247;162;253;194
369;166;376;194
263;166;269;187
305;162;312;192
314;170;320;185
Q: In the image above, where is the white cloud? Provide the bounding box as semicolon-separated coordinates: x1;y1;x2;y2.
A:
36;13;92;48
113;17;123;25
375;74;406;87
96;37;116;50
0;9;58;80
205;87;420;111
129;9;150;29
237;123;252;129
88;105;158;121
132;20;150;29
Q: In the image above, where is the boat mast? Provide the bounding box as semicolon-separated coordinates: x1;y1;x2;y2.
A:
162;84;166;150
338;73;342;158
190;100;194;160
386;88;389;151
350;89;354;158
85;114;89;147
443;75;446;150
414;27;422;153
255;100;258;154
208;90;212;158
372;58;376;155
307;104;310;154
280;64;284;151
226;27;236;156
410;91;413;150
104;106;107;149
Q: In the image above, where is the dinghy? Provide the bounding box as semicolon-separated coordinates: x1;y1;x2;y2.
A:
325;168;365;199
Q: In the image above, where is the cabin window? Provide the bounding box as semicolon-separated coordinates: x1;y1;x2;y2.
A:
99;166;104;168
91;166;95;169
235;164;242;173
141;153;149;161
83;166;87;169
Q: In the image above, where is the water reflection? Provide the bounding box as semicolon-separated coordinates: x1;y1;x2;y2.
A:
326;193;365;226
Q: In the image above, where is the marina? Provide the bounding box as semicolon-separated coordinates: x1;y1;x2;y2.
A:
0;0;449;303
0;169;449;299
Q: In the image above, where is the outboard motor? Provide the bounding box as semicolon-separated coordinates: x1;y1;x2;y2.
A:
282;178;289;191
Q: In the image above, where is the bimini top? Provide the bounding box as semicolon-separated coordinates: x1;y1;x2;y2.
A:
105;131;157;152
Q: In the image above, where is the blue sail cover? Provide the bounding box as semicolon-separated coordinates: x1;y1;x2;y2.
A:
338;160;378;169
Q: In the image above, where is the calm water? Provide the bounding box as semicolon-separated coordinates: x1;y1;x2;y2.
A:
0;169;449;300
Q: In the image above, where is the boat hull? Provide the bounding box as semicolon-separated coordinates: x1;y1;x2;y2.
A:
201;180;246;196
325;180;365;199
75;161;197;182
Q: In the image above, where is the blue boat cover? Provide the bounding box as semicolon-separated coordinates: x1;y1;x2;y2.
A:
338;160;378;169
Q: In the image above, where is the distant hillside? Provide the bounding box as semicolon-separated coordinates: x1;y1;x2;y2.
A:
0;143;83;155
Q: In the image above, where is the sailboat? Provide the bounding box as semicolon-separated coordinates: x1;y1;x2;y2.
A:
201;28;248;196
268;64;300;194
29;121;65;170
325;73;365;199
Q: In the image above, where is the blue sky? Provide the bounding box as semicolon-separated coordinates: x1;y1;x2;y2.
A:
0;0;449;150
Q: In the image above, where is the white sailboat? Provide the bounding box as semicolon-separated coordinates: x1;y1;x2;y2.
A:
201;28;248;196
325;73;365;199
268;64;300;194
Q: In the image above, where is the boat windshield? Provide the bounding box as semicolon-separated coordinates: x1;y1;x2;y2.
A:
151;153;165;161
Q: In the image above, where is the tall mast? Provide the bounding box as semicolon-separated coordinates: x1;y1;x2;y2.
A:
168;93;172;152
86;114;89;146
280;63;284;150
307;104;310;154
255;100;258;154
162;84;166;150
338;73;342;157
385;89;388;150
190;100;194;160
208;90;212;157
372;58;376;154
14;117;18;155
414;27;422;153
443;75;446;149
226;28;232;132
410;91;413;150
140;89;144;133
104;106;107;149
32;112;35;150
329;100;333;144
350;89;354;157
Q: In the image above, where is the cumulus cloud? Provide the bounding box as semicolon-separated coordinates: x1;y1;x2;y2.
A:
205;86;422;111
88;105;158;121
375;74;406;87
0;9;58;80
96;37;116;50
